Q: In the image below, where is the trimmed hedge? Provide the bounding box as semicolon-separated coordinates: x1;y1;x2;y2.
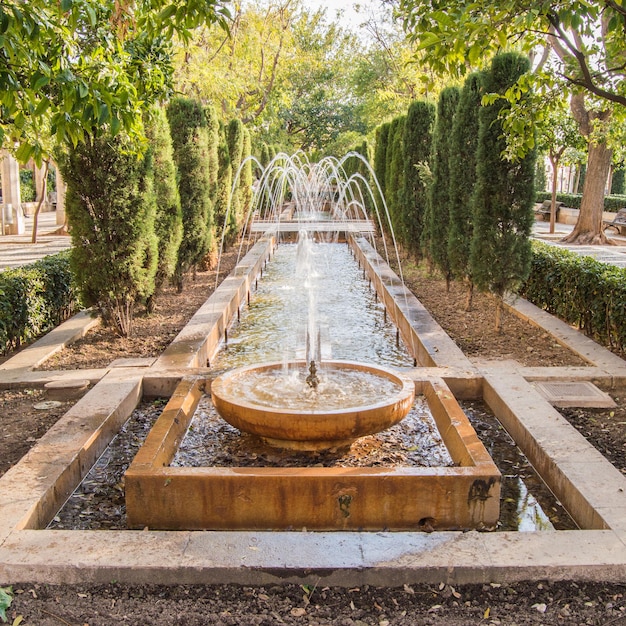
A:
520;241;626;354
0;251;79;354
535;191;626;212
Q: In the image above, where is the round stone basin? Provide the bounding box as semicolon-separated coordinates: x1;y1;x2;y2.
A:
210;360;415;450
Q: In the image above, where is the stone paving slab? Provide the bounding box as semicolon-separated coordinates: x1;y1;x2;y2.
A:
3;529;626;586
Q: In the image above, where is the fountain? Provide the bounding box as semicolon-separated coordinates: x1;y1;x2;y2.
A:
211;360;415;451
211;225;415;451
124;153;501;531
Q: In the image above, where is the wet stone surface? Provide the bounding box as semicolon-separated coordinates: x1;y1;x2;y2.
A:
463;401;577;532
48;399;165;530
171;395;453;468
49;397;575;532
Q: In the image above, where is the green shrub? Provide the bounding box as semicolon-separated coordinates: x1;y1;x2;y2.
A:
19;169;35;202
167;97;213;288
534;191;626;212
520;241;626;354
58;132;158;336
0;251;78;354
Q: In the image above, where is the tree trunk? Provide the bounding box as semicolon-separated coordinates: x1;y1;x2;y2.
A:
562;140;612;244
549;153;559;234
464;280;474;312
31;160;49;244
563;95;612;245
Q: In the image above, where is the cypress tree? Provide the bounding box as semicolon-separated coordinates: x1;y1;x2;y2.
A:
260;143;271;169
144;105;183;301
424;86;460;286
373;122;390;218
215;134;233;245
387;116;406;238
469;53;537;330
226;118;244;236
167;97;212;290
448;74;483;309
239;127;253;227
58;131;158;336
400;100;435;256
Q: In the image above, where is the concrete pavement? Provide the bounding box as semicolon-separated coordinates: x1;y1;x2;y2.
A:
0;211;70;271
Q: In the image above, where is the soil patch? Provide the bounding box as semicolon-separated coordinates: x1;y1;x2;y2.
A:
396;254;587;368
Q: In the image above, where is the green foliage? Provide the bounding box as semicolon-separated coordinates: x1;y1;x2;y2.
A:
373;123;391;214
535;156;547;192
167;97;212;287
400;100;435;254
521;242;626;354
612;167;625;196
424;86;460;279
386;116;406;235
226;118;245;236
0;0;231;164
470;53;536;302
397;0;626;109
215;137;233;244
240;127;253;224
260;143;271;169
0;251;78;355
18;169;35;202
448;74;482;283
144;106;183;291
0;586;12;623
58;131;158;336
534;191;626;212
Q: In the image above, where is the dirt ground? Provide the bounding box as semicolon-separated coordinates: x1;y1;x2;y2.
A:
2;245;626;625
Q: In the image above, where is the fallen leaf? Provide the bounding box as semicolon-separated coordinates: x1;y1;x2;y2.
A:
484;607;490;619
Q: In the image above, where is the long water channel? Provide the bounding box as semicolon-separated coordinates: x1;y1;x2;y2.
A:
49;240;576;532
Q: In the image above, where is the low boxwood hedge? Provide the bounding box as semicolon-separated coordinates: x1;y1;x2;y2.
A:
0;251;80;355
520;241;626;355
535;191;626;212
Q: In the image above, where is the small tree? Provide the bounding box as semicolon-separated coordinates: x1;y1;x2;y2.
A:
144;106;183;302
424;86;460;288
537;99;582;233
448;73;482;309
400;100;435;256
58;132;158;336
167;97;212;290
470;53;537;331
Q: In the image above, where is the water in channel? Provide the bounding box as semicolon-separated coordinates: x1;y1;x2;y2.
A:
48;240;576;531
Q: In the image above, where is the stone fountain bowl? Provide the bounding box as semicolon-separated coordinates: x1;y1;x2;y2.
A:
210;360;415;451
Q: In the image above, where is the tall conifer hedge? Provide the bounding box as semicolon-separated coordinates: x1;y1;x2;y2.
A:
400;100;435;255
469;53;537;329
166;97;212;290
59;132;158;336
448;74;482;308
144;105;183;296
424;87;459;282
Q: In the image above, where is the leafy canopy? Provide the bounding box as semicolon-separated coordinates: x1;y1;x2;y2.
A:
0;0;231;164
